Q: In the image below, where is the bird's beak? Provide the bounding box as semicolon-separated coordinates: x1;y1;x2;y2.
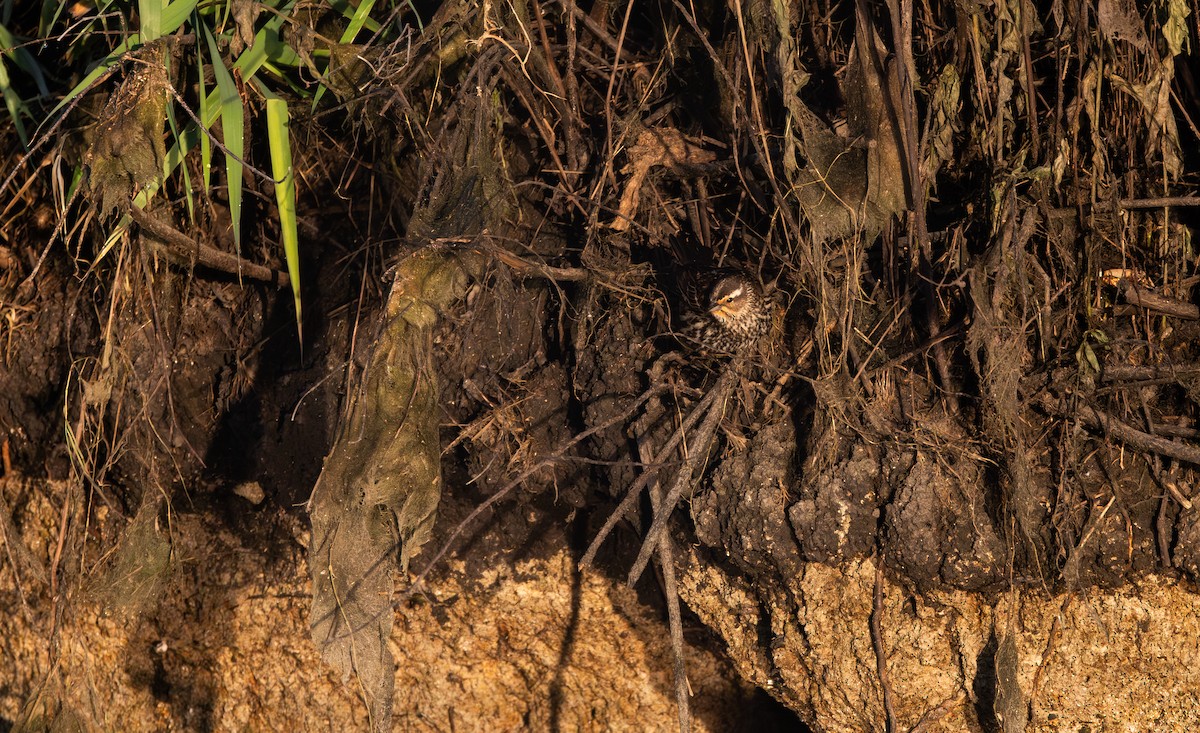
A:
709;304;729;322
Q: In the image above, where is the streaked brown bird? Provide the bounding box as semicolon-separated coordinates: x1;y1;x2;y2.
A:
683;273;773;354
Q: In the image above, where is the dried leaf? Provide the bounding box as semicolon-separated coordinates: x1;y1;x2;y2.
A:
229;0;257;57
922;65;961;184
1164;0;1190;56
1110;69;1184;179
845;4;910;218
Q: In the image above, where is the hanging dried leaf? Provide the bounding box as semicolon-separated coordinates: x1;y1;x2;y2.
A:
1163;0;1191;55
1110;68;1184;179
922;65;961;182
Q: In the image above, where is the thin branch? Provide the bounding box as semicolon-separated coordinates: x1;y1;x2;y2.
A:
127;205;290;285
1120;280;1199;320
637;404;690;733
396;383;669;606
1041;394;1200;466
580;374;723;568
626;369;736;586
477;241;591;281
1119;196;1200;209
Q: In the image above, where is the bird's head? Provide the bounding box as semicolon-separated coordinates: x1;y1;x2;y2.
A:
707;275;760;325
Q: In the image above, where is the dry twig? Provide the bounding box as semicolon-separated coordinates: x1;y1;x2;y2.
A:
1042;394;1200;467
396;382;670;607
625;369;736;587
128;205;289;285
872;559;899;733
635;363;692;733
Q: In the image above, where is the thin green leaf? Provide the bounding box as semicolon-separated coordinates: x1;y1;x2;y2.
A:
94;215;131;266
158;0;296;204
230;1;295;79
263;90;302;341
160;0;198;33
195;13;211;194
186;0;295;127
0;23;48;97
202;23;245;251
39;0;66;37
313;0;377;109
138;0;164;42
327;0;381;33
64;164;84;206
165;98;193;222
0;53;28;145
48;0;197;118
344;0;381;37
161;122;200;176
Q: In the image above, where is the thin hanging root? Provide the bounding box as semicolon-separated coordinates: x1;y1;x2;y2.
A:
580;368;735;569
647;471;692;733
625;370;735;587
391;382;670;610
636;412;691;733
630;354;703;733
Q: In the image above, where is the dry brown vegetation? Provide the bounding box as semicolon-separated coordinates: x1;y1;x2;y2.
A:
3;0;1200;729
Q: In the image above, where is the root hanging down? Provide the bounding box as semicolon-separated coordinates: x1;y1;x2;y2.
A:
580;368;738;578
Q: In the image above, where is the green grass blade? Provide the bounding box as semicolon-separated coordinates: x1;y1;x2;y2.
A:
327;0;382;33
202;22;244;251
312;0;378;110
39;0;67;36
138;0;163;41
231;1;295;78
0;52;28;145
161;122;199;176
165;98;193;222
263;91;302;341
189;1;295;128
195;13;210;194
48;0;197;118
160;0;198;33
94;215;131;265
341;0;381;38
0;23;48;97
